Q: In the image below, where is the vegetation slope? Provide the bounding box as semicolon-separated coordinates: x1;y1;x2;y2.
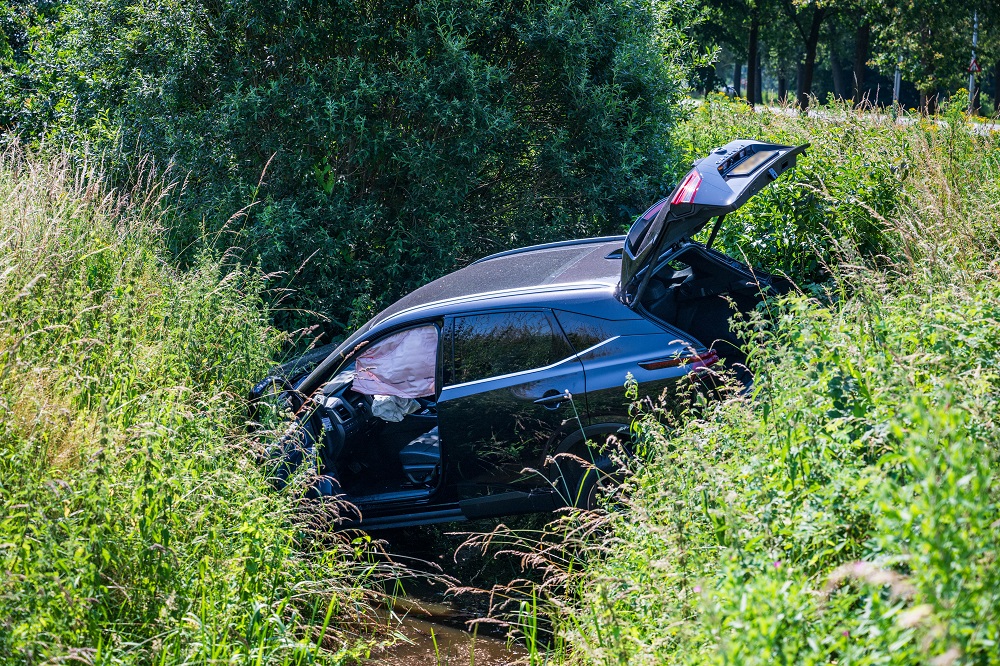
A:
516;98;1000;665
0;148;382;664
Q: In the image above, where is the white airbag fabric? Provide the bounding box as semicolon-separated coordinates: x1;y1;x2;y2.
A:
371;395;421;422
352;325;437;398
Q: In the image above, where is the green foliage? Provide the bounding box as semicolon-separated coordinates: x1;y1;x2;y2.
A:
560;285;1000;664
871;0;984;98
0;148;373;664
511;105;1000;665
2;0;702;336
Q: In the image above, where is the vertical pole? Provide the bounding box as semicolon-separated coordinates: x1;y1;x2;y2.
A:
893;55;902;107
969;10;979;112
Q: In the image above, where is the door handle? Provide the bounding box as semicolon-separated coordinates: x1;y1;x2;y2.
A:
534;390;571;409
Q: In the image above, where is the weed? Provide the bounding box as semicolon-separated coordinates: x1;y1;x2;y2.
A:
0;145;390;664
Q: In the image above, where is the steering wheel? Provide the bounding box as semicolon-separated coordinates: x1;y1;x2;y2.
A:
248;374;297;426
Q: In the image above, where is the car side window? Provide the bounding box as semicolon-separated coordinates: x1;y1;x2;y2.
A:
447;311;573;385
552;311;617;353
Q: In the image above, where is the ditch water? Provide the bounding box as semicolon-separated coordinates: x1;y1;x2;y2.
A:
371;596;526;665
364;525;532;665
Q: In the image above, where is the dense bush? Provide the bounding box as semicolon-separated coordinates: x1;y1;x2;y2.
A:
1;0;701;335
0;147;378;664
498;106;1000;664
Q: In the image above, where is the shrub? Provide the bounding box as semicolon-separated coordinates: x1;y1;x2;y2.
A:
2;0;703;335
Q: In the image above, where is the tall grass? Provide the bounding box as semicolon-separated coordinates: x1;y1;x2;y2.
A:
0;146;380;664
493;99;1000;664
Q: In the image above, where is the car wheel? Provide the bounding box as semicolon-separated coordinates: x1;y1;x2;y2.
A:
551;433;625;510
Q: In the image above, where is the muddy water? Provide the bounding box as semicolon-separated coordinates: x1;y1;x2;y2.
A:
361;522;549;665
370;596;526;665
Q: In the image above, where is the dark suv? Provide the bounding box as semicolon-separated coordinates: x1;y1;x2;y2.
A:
251;140;807;529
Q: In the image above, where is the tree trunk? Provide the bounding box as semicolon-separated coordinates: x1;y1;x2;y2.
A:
994;61;999;114
778;75;787;104
796;62;804;102
734;60;742;98
704;64;716;96
798;8;826;110
853;22;870;105
755;47;763;104
747;9;760;106
831;49;845;100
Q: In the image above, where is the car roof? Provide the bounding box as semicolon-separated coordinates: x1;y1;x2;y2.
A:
296;236;646;397
370;236;627;326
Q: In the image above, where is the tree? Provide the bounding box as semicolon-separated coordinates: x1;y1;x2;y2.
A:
824;0;886;105
970;2;1000;113
782;0;828;109
690;0;750;97
747;0;762;105
762;7;804;103
3;0;703;335
872;0;984;113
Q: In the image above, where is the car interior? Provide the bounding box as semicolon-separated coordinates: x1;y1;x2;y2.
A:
640;243;789;378
311;325;443;503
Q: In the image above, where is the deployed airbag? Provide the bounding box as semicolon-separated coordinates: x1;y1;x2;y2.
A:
371;395;421;422
352;325;437;398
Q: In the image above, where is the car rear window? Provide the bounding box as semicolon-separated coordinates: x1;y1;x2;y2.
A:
626;198;667;257
448;311;573;385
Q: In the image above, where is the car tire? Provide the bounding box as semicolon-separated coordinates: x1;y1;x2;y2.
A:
551;434;624;510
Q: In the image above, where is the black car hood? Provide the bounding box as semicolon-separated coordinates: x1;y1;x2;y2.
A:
620;140;808;305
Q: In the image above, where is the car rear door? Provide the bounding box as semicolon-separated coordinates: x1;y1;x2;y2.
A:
436;310;586;502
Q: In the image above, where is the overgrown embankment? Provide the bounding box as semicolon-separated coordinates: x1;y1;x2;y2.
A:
524;99;1000;664
0;149;375;664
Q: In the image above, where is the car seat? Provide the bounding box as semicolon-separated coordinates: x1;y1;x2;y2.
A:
398;426;440;486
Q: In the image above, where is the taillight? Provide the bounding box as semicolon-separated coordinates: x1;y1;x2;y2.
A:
670;169;702;205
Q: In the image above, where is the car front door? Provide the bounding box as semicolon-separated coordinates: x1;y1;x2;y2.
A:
436;310;587;502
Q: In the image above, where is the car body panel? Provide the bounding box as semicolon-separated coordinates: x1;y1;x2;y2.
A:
438;354;587;498
574;333;700;421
